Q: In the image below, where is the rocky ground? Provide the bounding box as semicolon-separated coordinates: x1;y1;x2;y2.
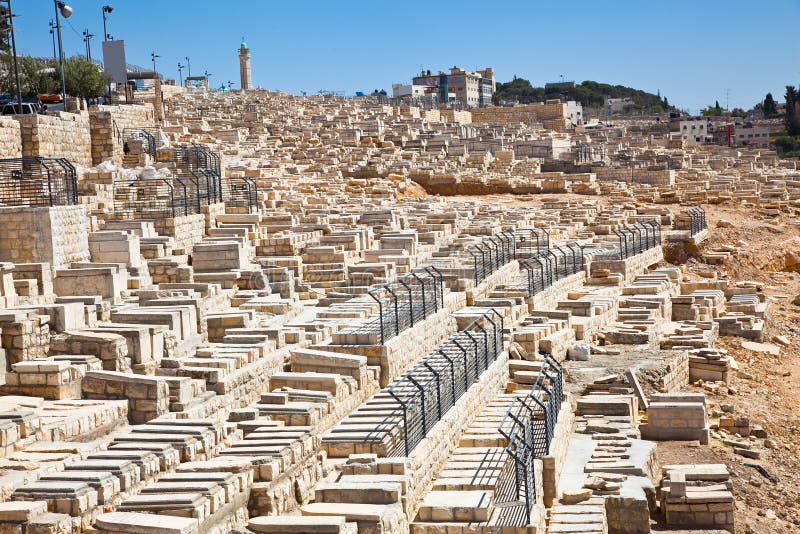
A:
670;204;800;534
443;194;800;533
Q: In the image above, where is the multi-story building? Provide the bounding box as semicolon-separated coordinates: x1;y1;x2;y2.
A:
391;84;427;100
677;117;712;146
605;97;634;115
412;67;495;107
732;123;773;146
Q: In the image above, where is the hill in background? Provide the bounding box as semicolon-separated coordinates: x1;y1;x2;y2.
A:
493;78;673;113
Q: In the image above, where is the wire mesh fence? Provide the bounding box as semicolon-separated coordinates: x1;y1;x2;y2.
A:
519;242;585;297
589;221;661;261
123;128;159;159
687;207;707;236
360;266;445;345
387;309;504;457
0;157;77;207
112;173;193;219
112;141;226;221
514;228;550;259
496;353;563;525
224;175;259;212
467;231;517;284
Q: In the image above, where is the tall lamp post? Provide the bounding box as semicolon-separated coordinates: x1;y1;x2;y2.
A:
177;63;184;87
2;0;23;113
53;0;73;106
101;5;112;41
185;57;191;78
151;51;159;73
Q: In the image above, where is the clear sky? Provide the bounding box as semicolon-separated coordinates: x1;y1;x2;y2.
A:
10;0;800;114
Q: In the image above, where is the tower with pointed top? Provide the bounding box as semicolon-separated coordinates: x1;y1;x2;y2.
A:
238;40;252;90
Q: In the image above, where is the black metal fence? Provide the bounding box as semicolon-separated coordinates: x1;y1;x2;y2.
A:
0;157;77;207
687;207;707;236
113;173;193;219
387;309;504;457
496;353;563;525
467;231;517;284
514;228;550;259
605;221;661;260
519;243;585;297
123;128;158;159
366;266;445;345
224;175;259;212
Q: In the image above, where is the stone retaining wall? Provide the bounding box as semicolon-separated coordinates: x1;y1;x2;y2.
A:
593;167;676;185
0;117;21;158
541;397;575;506
17;112;92;167
89;103;156;165
0;205;90;270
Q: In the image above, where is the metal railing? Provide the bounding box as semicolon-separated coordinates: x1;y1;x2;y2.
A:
112;174;191;219
224;175;259;212
0;157;77;207
155;144;224;209
519;242;585;297
496;353;563;525
387;309;504;457
687;207;707;236
123;128;159;159
591;221;661;261
514;228;550;259
365;266;444;345
467;231;517;284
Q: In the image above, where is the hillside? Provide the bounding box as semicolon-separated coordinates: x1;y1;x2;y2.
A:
493;78;673;112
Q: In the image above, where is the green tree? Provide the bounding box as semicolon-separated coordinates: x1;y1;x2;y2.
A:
763;92;778;117
785;85;800;136
63;57;110;99
0;56;59;97
701;105;724;117
0;5;10;55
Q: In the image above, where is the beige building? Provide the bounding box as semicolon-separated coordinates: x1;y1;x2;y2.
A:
412;66;495;107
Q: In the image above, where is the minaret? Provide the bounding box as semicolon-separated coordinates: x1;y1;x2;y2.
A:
238;39;252;90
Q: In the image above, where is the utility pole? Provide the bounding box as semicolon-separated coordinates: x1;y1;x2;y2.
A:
3;0;24;114
82;29;94;62
49;20;57;62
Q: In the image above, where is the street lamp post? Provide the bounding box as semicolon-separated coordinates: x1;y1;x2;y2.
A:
151;51;160;73
53;0;73;106
204;70;212;89
101;5;112;41
185;57;191;78
177;63;184;87
2;0;23;114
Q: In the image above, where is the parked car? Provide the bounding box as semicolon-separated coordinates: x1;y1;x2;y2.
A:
38;94;63;104
1;102;41;115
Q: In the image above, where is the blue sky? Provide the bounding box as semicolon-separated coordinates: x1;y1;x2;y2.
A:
10;0;800;113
